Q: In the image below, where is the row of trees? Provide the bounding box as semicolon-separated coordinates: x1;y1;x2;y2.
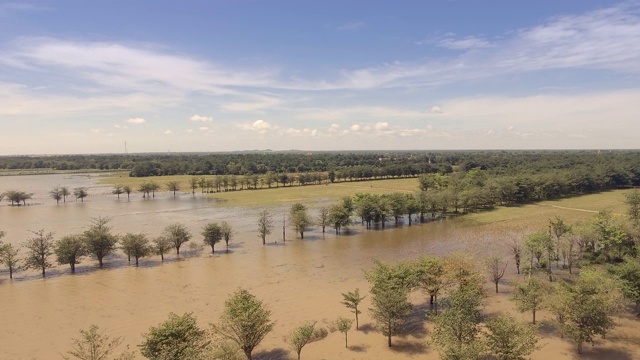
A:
0;218;234;279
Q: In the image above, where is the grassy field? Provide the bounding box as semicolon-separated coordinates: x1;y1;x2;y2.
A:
100;174;419;207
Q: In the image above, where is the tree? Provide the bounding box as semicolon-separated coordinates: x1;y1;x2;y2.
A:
112;184;124;199
163;223;192;255
369;285;411;347
50;186;63;204
83;217;118;268
166;181;180;197
63;324;134;360
564;269;622;354
148;181;160;198
334;317;353;348
140;312;209;360
55;234;86;274
123;185;132;200
485;314;539;360
212;288;274;360
317;207;329;233
512;277;550;325
221;221;233;251
257;210;273;245
510;236;523;275
432;283;484;360
414;256;445;314
327;202;351;234
120;233;151;266
341;288;365;330
74;187;88;202
285;321;327;360
610;259;640;314
61;186;71;203
152;236;173;261
485;256;508;293
4;190;32;206
202;223;223;253
0;243;20;279
23;229;54;277
549;217;571;268
189;177;199;196
625;190;640;227
289;203;312;239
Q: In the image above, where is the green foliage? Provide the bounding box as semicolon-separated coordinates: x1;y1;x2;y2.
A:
625;190;640;227
55;234;87;273
120;233;151;266
485;314;539;360
50;186;63;204
609;258;640;314
166;181;181;197
140;312;209;360
152;236;173;261
285;321;327;360
23;229;55;277
220;221;233;250
326;202;351;234
484;256;508;293
64;324;134;360
163;223;192;255
74;187;88;202
257;210;273;245
563;269;623;354
289;203;313;239
0;243;20;279
512;277;550;325
593;210;629;261
414;256;445;313
341;288;365;330
201;223;223;253
83;217;118;268
212;288;274;360
3;189;32;206
431;283;484;356
334;317;353;348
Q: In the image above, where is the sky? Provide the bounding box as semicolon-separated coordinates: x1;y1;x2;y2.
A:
1;0;639;154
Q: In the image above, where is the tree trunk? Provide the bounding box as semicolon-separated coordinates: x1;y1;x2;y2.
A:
300;231;304;239
495;281;499;293
345;332;348;348
41;265;45;277
355;311;359;330
70;262;75;274
135;257;139;267
160;252;164;261
388;325;392;347
98;256;104;268
243;348;252;360
532;309;536;325
9;267;13;279
577;339;583;354
211;244;215;254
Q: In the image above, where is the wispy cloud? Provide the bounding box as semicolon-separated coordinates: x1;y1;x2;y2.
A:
189;114;212;122
417;33;493;50
127;117;145;124
335;21;366;31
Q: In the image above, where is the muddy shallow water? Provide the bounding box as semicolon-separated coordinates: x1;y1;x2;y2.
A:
0;174;638;359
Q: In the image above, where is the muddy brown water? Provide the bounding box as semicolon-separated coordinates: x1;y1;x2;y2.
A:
1;174;639;359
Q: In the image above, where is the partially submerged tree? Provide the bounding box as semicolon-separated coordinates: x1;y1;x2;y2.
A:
257;210;273;245
317;207;329;233
609;258;640;315
221;221;233;251
285;321;328;360
112;184;124;199
166;180;181;198
83;217;118;268
122;185;132;200
414;256;445;314
23;229;55;277
512;276;550;325
341;288;365;330
334;317;354;348
55;234;87;274
485;256;508;293
202;223;223;253
140;312;209;360
152;236;173;261
63;324;134;360
163;223;192;255
485;314;539;360
74;187;88;202
369;285;411;347
212;288;274;360
289;203;313;239
120;233;151;266
50;186;63;204
0;243;20;279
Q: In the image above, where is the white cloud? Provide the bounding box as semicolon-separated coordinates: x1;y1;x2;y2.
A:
238;119;275;134
374;122;389;131
419;33;493;50
335;21;366;31
429;106;443;114
198;127;209;131
349;124;361;132
221;96;281;112
163;130;172;135
90;128;102;133
189;114;212;122
127;117;145;124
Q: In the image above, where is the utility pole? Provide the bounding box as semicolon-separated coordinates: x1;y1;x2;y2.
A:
282;212;286;242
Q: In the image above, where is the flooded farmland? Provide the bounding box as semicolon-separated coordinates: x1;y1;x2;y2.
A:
1;174;639;359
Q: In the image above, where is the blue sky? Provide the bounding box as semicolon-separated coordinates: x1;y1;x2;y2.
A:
1;0;639;154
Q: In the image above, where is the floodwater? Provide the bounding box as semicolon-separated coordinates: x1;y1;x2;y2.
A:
0;174;639;359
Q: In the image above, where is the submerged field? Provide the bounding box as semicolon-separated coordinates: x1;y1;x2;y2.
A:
1;174;638;359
